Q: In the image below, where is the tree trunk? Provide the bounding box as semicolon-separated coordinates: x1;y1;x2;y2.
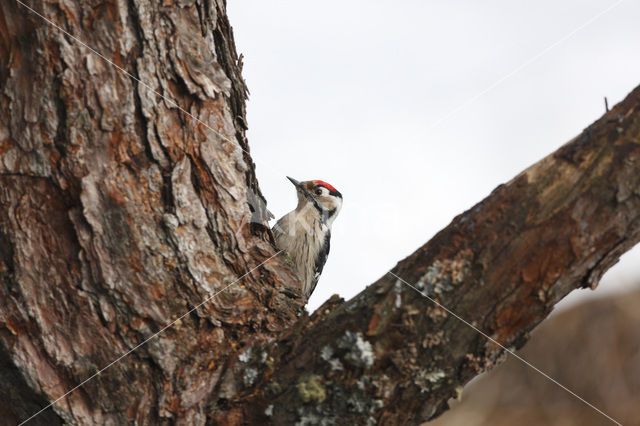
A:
0;1;638;425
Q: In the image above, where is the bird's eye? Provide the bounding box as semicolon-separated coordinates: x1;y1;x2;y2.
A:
315;188;323;196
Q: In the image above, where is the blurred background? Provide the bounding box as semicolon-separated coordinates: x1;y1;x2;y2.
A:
428;286;640;426
227;1;639;423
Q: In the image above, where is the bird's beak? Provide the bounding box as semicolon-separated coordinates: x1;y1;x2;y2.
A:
287;176;303;190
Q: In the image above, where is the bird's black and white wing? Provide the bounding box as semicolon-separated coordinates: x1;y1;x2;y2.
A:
308;230;331;298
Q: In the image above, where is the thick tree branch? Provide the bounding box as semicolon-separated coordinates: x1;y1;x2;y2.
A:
218;88;640;425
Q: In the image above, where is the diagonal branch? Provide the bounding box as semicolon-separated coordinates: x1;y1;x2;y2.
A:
217;86;640;425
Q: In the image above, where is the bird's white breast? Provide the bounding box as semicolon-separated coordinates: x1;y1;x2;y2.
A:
274;208;328;296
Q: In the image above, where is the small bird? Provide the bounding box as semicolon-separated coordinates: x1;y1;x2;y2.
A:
272;177;343;300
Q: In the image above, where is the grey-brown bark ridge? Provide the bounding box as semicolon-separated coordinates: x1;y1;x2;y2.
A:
0;0;638;425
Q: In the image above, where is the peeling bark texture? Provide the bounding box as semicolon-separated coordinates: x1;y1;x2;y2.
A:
0;0;639;425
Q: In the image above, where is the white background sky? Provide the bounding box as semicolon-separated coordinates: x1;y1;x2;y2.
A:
227;0;640;313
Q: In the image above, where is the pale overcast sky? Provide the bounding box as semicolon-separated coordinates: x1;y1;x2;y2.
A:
227;0;640;312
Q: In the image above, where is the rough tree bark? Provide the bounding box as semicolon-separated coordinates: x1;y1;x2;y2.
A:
0;1;638;425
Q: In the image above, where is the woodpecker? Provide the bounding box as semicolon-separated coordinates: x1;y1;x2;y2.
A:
273;177;342;300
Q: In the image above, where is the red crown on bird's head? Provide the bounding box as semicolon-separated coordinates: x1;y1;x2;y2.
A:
312;180;338;192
